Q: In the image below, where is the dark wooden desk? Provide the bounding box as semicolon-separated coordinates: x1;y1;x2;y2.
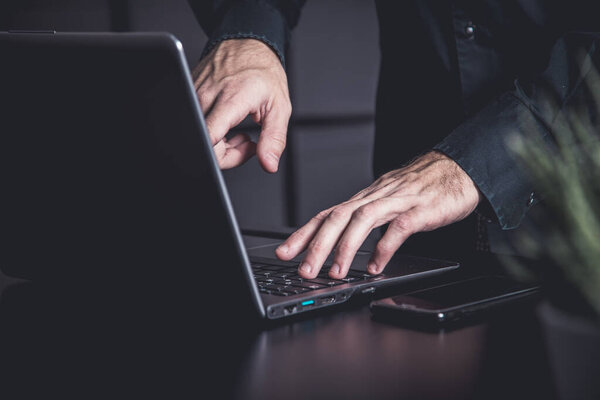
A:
0;244;555;399
235;303;554;400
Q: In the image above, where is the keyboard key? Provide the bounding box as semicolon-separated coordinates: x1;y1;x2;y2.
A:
309;278;344;286
272;272;294;278
257;265;285;271
268;284;286;291
279;286;304;295
269;278;291;285
290;281;327;290
283;287;310;295
258;282;273;289
269;284;297;294
269;291;291;296
346;271;376;279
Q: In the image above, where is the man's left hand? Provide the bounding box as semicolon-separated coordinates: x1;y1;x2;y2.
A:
275;151;482;279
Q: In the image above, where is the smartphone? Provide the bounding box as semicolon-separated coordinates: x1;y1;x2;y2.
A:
370;275;540;326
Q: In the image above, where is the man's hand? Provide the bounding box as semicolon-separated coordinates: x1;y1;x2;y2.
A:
276;151;483;279
192;39;292;172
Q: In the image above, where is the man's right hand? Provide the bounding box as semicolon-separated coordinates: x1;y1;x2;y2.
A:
192;39;292;172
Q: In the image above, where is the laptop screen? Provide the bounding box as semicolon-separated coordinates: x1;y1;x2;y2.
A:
0;34;250;290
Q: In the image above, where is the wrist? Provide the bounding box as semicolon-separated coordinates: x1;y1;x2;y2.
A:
427;150;483;205
212;38;281;66
201;35;285;67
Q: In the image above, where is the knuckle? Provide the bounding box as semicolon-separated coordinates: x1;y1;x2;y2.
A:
373;175;385;185
256;76;274;93
205;118;218;135
379;170;396;182
329;207;350;222
402;183;421;198
222;86;252;105
287;229;305;243
375;240;394;256
197;89;211;103
335;240;354;255
389;216;413;234
268;133;287;150
308;239;325;254
222;92;246;109
313;210;330;222
353;204;376;222
404;171;420;182
239;75;270;97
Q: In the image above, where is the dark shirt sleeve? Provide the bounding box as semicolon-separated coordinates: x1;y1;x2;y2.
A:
434;32;600;230
188;0;306;67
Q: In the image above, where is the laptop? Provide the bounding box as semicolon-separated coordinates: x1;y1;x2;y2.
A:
0;31;458;319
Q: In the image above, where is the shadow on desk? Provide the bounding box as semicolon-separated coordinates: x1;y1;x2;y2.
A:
0;266;556;400
0;279;259;398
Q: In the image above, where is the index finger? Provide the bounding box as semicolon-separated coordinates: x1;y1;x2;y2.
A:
275;209;332;261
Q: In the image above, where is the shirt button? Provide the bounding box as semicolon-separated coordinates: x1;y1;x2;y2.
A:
465;23;475;38
527;192;535;207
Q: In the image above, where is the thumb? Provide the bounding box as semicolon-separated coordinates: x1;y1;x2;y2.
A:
256;106;290;173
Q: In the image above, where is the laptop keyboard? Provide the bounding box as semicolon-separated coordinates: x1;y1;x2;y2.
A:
252;262;381;296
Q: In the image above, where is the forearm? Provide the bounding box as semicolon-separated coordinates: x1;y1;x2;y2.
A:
434;32;600;230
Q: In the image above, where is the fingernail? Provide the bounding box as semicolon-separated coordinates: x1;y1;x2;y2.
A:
330;263;340;275
278;244;289;254
299;262;312;274
368;262;379;274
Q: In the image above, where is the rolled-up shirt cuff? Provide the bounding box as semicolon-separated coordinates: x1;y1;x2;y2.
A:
433;92;543;230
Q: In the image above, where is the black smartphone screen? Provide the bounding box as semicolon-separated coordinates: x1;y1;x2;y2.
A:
393;276;534;310
371;276;539;325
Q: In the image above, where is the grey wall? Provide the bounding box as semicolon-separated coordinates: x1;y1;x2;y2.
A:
288;0;379;225
2;0;380;230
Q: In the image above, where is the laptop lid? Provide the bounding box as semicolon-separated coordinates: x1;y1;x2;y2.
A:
0;32;265;318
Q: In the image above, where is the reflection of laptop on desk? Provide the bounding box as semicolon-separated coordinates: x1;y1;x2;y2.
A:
0;32;458;319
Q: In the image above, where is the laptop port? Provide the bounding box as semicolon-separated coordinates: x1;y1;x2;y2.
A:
301;300;315;307
319;296;336;305
284;304;298;315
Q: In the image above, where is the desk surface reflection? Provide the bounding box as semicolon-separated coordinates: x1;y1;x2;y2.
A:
0;253;554;400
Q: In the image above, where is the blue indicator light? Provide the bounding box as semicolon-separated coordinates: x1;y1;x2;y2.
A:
301;300;314;306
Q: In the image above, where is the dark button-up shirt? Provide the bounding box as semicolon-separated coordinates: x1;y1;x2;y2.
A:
190;0;599;256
